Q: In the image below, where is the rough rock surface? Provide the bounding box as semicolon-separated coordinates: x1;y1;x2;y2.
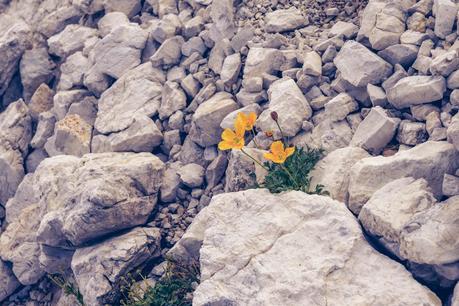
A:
170;189;441;306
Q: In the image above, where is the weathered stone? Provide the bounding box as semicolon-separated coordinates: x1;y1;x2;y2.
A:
434;0;458;39
210;0;235;40
359;178;436;258
25;148;48;173
150;36;184;67
324;93;359;122
387;76;446;109
378;44;418;68
0;260;20;303
329;21;359;38
334;41;393;87
28;83;54;120
257;78;312;138
54;114;92;157
310;147;370;203
47;24;98;58
72;227;161;306
95;63;165;134
224;148;267;192
53;89;91;121
159;81;187;120
37;5;83;38
367;83;388;107
348;141;459;214
447;118;459;151
442;174;459;196
160;163;181;202
189;92;238;147
220;104;262;129
170;189;441;306
265;8;305;33
397;120;428;145
400;195;459;265
58;51;91;90
302;51;322;77
220;53;242;86
103;0;141;18
243;47;284;78
205;154;228;188
430;50;459;77
177;163;205;188
351;106;400;155
97;12;130;37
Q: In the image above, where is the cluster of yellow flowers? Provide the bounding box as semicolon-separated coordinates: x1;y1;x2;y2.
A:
218;112;295;164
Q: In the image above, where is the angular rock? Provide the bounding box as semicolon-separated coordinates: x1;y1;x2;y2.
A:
265;8;305;33
378;44;419;68
367;83;388;107
97;12;130;37
224;148;267;192
28;83;54;120
177;163;205;188
243;47;284;78
220;104;262;129
359;178;436;257
329;21;359;38
54;114;92;157
0;260;20;303
400;195;459;265
442;174;459;196
310;147;370;203
302;51;322;77
57;51;91;91
430;50;459;77
160;163;181;203
170;189;441;306
348;141;459;214
257;78;312;138
396;120;428;145
103;0;141;18
220;53;242;86
205;154;228;188
31;112;56;149
324;93;359;122
47;24;98;58
334;40;393;87
434;0;458;39
387;76;446;109
150;36;184;67
351;106;400;155
159;81;187;120
72;227;161;305
189;92;239;147
210;0;236;39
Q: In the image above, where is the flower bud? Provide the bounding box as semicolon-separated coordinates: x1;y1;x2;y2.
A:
270;111;278;121
265;131;273;137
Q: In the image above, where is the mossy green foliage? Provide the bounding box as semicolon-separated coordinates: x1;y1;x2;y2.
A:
261;146;328;194
122;261;199;306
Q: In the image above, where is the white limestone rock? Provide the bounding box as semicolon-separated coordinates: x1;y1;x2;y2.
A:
264;8;305;33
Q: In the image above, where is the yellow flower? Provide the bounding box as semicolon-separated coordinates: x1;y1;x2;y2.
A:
236;112;257;131
264;141;295;164
218;118;245;150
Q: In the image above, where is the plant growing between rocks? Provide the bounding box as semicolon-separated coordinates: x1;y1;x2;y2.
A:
48;274;85;306
219;111;326;194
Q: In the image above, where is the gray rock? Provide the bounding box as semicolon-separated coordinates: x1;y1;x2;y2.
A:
397;120;428;145
359;178;436;258
329;21;359;38
189;92;239;147
54;114;92;157
387;76;446;109
442;174;459;196
150;36;184;67
447;118;459;151
181;37;206;57
28;83;54;121
400;195;459;265
95;63;165;134
103;0;141;18
92;116;163;153
206;154;228;188
47;24;98;58
348;141;459;214
0;152;164;284
210;0;236;39
25;148;48;173
97;12;130;37
368;4;406;50
377;44;419;68
302;50;322;77
169;189;441;306
324;93;359;122
447;69;459;89
72;227;161;306
430;50;459;77
265;8;305;33
177;163;205;188
334;40;393;87
0;259;20;303
351;106;400;155
160;163;181;202
220;53;242;86
31;112;56;149
37;5;83;38
243;47;284;78
220;104;262;129
57;51;91;91
159;81;187;120
224;148;267;192
53;89;91;121
257;78;312;138
178;137;206;167
434;0;458;39
0;15;31;96
367;84;388;107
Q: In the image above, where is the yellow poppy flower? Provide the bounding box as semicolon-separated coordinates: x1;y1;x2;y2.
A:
218;118;245;150
236;112;257;131
264;141;295;164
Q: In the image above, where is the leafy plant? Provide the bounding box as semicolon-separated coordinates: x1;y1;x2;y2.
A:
121;260;199;306
261;146;328;194
48;273;85;306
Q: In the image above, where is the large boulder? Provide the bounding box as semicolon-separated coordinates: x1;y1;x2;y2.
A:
334;40;393;87
0;153;164;285
348;141;459;214
72;227;161;306
169;189;441;306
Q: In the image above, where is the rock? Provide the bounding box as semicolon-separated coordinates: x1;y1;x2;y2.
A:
243;47;284;78
350;106;400;155
94;63;165;134
224;148;267;192
368;4;406;50
334;40;393;87
189;92;239;147
387;76;446;109
453;283;459;306
103;0;141;18
397;120;428;145
47;24;98;58
348;141;459;214
220;104;262;129
28;84;54;121
310;147;370;203
57;52;91;90
220;53;242;86
19;47;55;102
0;16;31;96
442;174;459;196
97;12;130;37
367;84;388;107
92;115;163;153
30;112;56;149
264;8;305;33
169;189;441;306
72;227;161;306
434;0;458;39
25;148;48;173
159;81;187;120
447;119;459;151
302;51;322;77
54;114;92;157
0;153;164;284
358;178;436;258
210;0;235;40
0;260;20;302
377;44;419;68
324;93;359;122
430;50;459;77
400;195;459;265
160;163;181;202
329;21;359;39
178;137;205;167
150;36;184;67
257;78;312;138
205;154;228;188
177;163;205;188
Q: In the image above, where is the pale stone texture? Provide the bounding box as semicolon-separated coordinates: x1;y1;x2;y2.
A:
47;24;98;58
265;8;305;33
169;189;441;306
348;141;459;214
0;260;20;303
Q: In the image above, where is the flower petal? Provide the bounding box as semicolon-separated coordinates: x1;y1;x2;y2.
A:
264;152;275;161
218;141;233;150
271;141;285;155
248;112;257;125
222;129;236;141
285;147;295;158
235;117;246;136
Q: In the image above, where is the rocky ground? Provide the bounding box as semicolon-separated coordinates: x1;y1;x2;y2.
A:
0;0;458;305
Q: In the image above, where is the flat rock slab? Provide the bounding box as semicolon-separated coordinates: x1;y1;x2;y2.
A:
170;189;441;306
265;8;305;33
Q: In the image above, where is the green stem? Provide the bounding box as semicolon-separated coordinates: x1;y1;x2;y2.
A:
241;148;269;171
251;129;260;149
275;120;287;145
281;164;300;189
